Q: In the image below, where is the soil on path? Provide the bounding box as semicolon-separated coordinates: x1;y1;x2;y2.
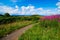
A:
0;24;34;40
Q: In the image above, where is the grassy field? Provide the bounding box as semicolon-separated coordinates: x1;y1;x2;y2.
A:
19;21;60;40
0;15;40;38
0;21;33;38
0;15;60;40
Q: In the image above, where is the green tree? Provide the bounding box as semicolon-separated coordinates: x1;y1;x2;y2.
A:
4;13;10;17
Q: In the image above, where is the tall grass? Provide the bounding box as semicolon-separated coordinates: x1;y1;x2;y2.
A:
0;21;32;38
19;20;60;40
0;15;40;38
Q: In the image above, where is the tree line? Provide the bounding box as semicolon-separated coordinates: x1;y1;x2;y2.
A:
0;13;40;24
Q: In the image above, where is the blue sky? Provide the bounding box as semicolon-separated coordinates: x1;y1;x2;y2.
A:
0;0;58;8
0;0;60;15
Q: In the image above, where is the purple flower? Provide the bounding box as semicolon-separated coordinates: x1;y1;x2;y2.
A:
40;15;60;21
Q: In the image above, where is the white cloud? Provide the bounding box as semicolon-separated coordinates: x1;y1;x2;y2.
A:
56;1;60;14
56;2;60;8
0;4;59;16
0;5;21;15
20;5;35;15
15;5;19;9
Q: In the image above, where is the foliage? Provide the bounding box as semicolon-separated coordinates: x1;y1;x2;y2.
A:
0;15;40;38
4;13;10;17
0;15;40;24
19;17;60;40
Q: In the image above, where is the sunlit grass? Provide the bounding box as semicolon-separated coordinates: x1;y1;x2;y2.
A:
0;21;32;38
19;22;60;40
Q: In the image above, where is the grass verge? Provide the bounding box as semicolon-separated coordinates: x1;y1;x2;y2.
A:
0;21;32;38
19;23;60;40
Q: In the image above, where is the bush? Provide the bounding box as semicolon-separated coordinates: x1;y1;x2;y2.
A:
4;13;10;17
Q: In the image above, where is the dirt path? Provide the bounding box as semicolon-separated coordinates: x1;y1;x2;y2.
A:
0;24;34;40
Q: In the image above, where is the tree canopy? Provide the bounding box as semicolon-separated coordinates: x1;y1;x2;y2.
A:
4;13;10;17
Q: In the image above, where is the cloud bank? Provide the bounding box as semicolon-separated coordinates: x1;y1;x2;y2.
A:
0;2;60;16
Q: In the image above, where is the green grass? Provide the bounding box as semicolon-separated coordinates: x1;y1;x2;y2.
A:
19;23;60;40
0;21;32;38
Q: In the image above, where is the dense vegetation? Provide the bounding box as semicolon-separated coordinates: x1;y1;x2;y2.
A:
1;13;60;40
0;14;40;24
0;13;40;38
19;19;60;40
0;21;33;38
